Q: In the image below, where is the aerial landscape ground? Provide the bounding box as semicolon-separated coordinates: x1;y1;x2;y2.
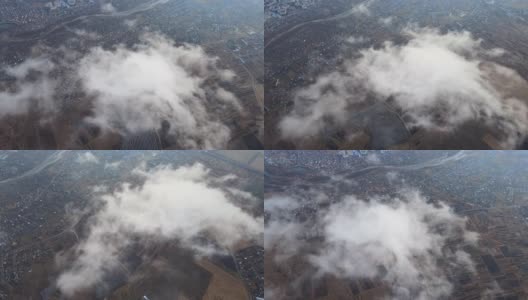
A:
265;0;528;150
0;150;264;299
265;150;528;299
0;0;263;149
4;2;528;300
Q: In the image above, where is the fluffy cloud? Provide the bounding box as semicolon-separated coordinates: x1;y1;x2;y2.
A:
280;27;528;148
56;163;262;296
0;58;57;118
346;36;368;45
351;0;375;16
379;16;394;26
72;29;101;40
75;152;99;164
123;19;138;28
0;33;242;149
264;196;306;261
100;3;116;13
79;34;240;148
365;152;381;164
386;170;399;183
310;190;477;300
266;189;478;300
104;161;121;169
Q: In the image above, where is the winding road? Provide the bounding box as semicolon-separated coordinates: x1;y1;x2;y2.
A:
0;150;66;185
332;150;471;178
265;5;358;49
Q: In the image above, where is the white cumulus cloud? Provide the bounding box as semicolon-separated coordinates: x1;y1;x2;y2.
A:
101;3;116;13
78;33;241;149
266;189;478;300
75;152;100;164
0;32;243;149
280;27;528;149
309;190;477;300
0;58;57;118
56;163;262;296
